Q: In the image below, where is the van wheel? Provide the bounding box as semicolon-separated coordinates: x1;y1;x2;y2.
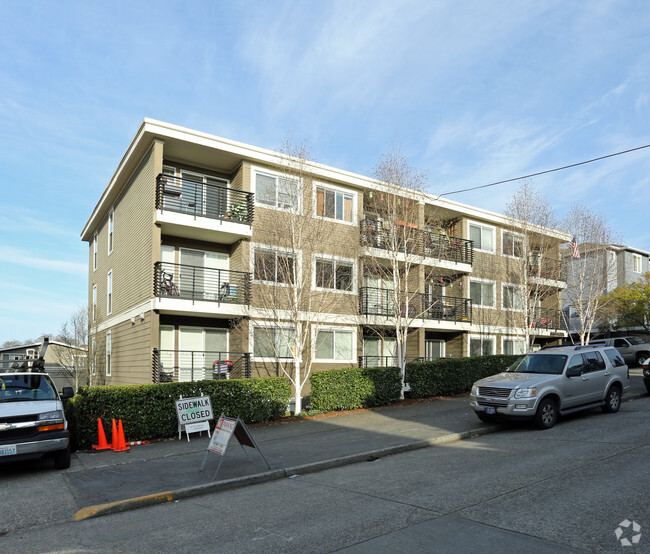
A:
602;385;621;413
534;398;558;429
53;444;71;470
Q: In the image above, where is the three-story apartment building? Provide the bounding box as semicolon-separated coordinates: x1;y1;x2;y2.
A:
81;119;569;390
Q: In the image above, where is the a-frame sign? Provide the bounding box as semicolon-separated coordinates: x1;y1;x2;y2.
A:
200;413;270;480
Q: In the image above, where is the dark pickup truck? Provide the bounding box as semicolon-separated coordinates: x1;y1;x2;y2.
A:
589;336;650;366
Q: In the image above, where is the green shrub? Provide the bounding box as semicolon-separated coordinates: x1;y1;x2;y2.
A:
310;366;402;412
406;355;520;398
69;377;291;450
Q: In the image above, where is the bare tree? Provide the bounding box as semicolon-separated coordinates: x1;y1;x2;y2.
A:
252;137;352;413
503;183;561;351
362;146;430;396
52;306;89;390
561;203;618;344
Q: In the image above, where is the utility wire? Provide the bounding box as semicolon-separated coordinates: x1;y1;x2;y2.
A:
439;143;650;197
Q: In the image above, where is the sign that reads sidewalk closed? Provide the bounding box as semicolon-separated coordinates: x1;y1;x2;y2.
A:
175;396;214;425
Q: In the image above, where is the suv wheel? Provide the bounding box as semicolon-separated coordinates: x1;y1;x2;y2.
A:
602;385;621;413
534;398;558;430
636;353;649;367
476;413;496;423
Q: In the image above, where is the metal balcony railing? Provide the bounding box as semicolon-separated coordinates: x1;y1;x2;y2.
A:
529;308;563;332
152;349;251;382
360;218;473;266
358;356;423;368
154;262;251;305
528;257;564;282
156;174;254;224
359;287;472;323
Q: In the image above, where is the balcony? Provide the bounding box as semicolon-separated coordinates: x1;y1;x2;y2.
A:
358;356;423;368
529;308;564;333
152;349;251;382
360;218;473;268
155;174;254;243
154;262;250;306
359;287;472;323
528;257;565;286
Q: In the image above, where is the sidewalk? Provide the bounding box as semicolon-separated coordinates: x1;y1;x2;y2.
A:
4;374;646;529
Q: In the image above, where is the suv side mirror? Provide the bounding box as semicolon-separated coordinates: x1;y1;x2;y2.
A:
566;367;582;378
61;386;74;399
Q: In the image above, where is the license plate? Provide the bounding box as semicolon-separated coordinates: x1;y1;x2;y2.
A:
484;406;496;415
0;444;17;456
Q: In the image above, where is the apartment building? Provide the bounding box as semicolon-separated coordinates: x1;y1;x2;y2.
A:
81;119;569;389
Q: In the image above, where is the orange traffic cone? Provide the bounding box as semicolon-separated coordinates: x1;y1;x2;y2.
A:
112;419;130;452
92;418;111;450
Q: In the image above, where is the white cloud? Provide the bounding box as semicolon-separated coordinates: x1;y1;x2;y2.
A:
0;246;86;276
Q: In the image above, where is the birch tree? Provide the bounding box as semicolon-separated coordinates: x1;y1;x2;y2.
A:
503;183;561;351
362;146;428;396
562;203;617;344
52;306;90;389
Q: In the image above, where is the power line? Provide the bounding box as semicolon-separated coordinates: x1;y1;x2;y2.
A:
439;143;650;197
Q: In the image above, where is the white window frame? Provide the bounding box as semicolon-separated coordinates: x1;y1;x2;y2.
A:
105;331;112;377
108;210;114;255
252;166;301;213
92;284;97;321
251;324;297;362
468;220;496;254
633;253;642;273
469;278;496;309
91;336;96;376
502;336;526;355
93;235;97;271
313;181;357;225
502;283;524;312
313;254;356;294
107;270;113;315
313;326;357;363
251;243;301;286
468;334;496;357
501;229;524;258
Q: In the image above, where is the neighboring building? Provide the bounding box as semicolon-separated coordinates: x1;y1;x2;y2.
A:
563;244;650;335
81;119;569;390
0;339;88;391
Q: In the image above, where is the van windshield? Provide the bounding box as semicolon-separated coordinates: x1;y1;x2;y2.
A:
507;354;567;375
0;374;57;402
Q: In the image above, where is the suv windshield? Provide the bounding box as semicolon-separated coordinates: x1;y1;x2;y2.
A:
0;374;57;402
507;354;567;375
627;336;645;345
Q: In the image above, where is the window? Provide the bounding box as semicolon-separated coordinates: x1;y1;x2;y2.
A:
502;231;524;257
605;348;626;367
107;271;113;314
92;284;97;321
633;253;642;273
469;336;495;356
254;248;295;284
315;257;353;291
469;222;495;253
105;332;111;377
93;235;97;271
502;284;524;311
108;210;114;254
503;338;526;355
253;326;295;359
315;329;354;362
469;279;495;308
91;337;96;376
315;185;354;223
255;170;299;210
582;351;606;372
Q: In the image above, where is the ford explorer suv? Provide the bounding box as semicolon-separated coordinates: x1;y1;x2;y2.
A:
0;372;73;469
469;345;630;429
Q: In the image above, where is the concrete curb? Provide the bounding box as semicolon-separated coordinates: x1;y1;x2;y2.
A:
72;424;505;521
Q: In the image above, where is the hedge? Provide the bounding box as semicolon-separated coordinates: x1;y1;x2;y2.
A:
310;366;402;412
406;355;520;398
66;377;291;450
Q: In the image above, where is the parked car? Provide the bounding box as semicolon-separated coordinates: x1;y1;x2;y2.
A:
0;372;74;469
469;345;630;429
641;360;650;395
588;336;650;366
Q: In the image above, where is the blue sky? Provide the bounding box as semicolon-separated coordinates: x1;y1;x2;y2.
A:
1;0;649;342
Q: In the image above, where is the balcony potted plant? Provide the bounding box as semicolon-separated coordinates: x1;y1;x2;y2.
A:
228;202;248;221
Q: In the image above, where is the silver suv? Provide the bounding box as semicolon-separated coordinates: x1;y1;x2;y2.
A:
469;345;630;429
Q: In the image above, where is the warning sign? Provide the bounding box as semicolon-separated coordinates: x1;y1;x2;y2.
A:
208;415;236;455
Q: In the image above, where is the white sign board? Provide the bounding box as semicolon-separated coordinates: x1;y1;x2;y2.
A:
175;396;214;440
208;416;236;455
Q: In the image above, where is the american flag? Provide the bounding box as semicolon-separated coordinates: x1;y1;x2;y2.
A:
567;236;580;259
